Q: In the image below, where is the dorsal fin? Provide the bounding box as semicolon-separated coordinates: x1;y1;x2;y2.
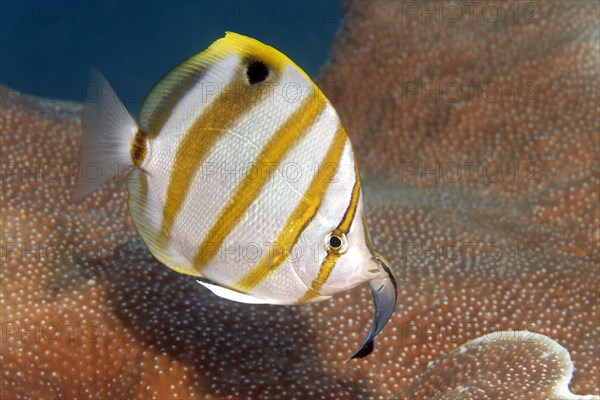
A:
137;32;304;136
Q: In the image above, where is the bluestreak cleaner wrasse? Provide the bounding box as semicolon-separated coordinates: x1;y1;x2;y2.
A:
72;32;397;359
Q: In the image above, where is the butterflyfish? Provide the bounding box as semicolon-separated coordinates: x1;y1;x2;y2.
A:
73;32;397;359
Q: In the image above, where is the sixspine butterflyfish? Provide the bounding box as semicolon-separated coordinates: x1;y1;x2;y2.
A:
73;32;397;359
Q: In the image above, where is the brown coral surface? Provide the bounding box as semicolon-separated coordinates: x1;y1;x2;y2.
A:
396;331;595;400
1;0;599;399
317;0;600;395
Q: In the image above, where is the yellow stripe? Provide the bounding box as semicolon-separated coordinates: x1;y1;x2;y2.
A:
158;75;272;246
363;215;374;254
141;63;211;138
234;126;348;292
296;256;338;303
192;93;326;271
338;162;361;233
296;168;362;304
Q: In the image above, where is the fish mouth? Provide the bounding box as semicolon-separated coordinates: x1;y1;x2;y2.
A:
349;252;398;359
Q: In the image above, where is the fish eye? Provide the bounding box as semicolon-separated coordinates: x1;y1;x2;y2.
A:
246;61;269;85
325;231;347;254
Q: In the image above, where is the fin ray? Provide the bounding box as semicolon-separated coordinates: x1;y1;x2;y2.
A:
72;69;137;200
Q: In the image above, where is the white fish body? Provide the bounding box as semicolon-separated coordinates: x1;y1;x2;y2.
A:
73;32;396;358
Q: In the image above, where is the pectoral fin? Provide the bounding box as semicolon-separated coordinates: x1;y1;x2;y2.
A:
196;279;270;304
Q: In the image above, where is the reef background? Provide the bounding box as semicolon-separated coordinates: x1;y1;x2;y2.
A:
1;1;599;399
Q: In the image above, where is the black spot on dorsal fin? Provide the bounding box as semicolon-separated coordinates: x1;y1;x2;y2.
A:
246;61;269;85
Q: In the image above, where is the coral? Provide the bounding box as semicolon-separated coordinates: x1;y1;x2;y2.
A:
317;0;600;395
1;0;599;398
396;331;597;399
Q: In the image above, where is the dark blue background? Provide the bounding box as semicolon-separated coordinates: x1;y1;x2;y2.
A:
0;0;341;111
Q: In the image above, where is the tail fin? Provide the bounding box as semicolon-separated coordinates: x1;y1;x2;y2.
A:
72;69;138;200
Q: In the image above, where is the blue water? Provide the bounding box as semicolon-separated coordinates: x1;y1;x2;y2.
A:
0;0;341;112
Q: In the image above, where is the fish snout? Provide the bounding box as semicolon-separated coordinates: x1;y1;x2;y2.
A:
349;252;398;359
